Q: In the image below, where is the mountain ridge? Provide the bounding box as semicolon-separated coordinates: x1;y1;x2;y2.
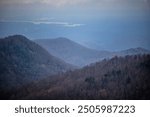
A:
34;37;150;67
0;35;74;92
34;37;114;67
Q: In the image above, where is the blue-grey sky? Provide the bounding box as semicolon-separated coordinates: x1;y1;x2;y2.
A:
0;0;150;51
0;0;150;20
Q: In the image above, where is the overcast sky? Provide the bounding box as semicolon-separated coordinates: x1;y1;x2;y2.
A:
0;0;150;21
0;0;150;7
0;0;150;50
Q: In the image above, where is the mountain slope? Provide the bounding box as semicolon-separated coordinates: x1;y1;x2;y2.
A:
34;38;113;67
34;38;150;67
11;54;150;100
117;47;150;56
0;35;74;92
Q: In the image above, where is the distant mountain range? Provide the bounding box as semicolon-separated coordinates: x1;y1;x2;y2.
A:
34;37;150;67
0;35;150;99
34;38;114;67
0;35;74;93
117;47;150;56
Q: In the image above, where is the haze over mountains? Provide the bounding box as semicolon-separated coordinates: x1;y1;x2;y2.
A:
34;38;113;67
34;38;150;67
0;0;150;100
0;35;150;99
0;18;150;51
117;48;150;56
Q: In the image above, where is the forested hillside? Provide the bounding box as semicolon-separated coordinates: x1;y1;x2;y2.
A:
0;35;74;98
9;54;150;100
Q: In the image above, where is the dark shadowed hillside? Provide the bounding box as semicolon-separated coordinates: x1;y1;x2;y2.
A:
0;35;74;97
34;38;113;67
10;54;150;100
34;38;150;67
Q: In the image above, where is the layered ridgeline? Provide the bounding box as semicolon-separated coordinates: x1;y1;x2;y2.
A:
34;38;113;67
1;35;150;99
0;35;74;94
11;54;150;99
34;38;150;67
117;47;150;56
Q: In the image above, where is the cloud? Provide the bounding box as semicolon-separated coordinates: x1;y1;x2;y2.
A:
31;21;85;28
0;19;85;28
64;23;85;27
31;21;68;25
0;0;149;19
0;0;89;6
1;0;149;7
